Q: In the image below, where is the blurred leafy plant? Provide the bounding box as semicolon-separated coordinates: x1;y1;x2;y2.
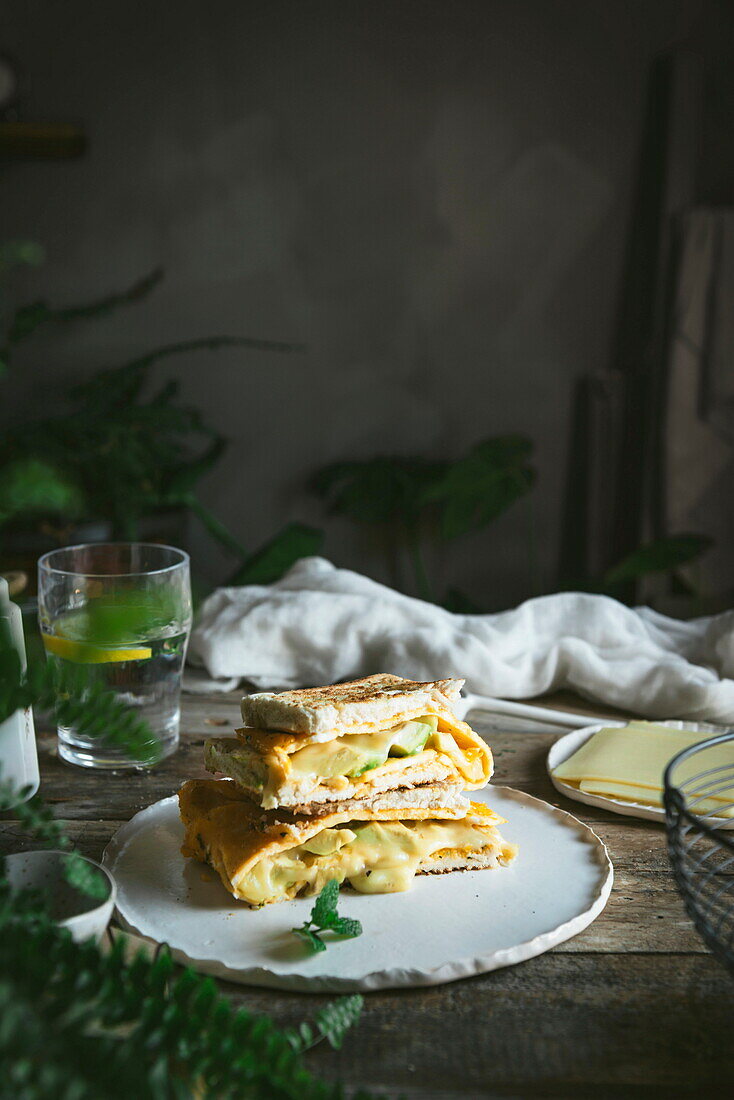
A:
227;522;324;587
0;634;367;1096
0;640;161;765
0;240;45;279
313;435;535;604
0;240;45;377
600;533;713;591
0;908;366;1099
0;262;319;584
563;533;714;603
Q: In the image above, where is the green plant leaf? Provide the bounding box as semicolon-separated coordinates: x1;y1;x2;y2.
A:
6;268;164;346
163;435;227;499
62;851;109;901
68;360;150;413
312;995;364;1049
327;915;363;937
0;637;370;1097
188;497;249;559
421;435;535;539
0;887;372;1098
293;926;326;954
471;436;534;465
0;641;161;763
292;879;363;957
0;457;87;523
311;878;340;927
286;995;364;1053
54;588;185;647
286;1021;315;1051
0;240;45;275
227;523;324;586
443;587;485;614
313;457;446;524
0;262;305;567
602;534;713;587
0;777;69;849
119;333;306;376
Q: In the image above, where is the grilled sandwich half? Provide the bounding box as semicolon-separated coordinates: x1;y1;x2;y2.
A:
179;777;517;907
204;674;493;813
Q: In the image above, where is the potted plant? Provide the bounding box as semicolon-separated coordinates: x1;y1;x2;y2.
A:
0;251;323;590
312;435;536;608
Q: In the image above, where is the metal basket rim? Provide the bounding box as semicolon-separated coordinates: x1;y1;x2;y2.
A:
664;730;734;854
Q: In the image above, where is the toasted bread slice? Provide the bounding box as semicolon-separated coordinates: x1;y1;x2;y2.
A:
240;673;464;737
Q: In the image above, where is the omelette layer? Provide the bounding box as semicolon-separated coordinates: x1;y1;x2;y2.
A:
179;779;517;907
205;709;493;810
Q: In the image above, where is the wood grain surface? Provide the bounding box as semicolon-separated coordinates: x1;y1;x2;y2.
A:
3;691;732;1097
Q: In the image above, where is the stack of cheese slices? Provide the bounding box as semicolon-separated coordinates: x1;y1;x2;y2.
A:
178;674;517;907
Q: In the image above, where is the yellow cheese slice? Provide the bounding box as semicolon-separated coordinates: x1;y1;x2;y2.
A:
553;722;734;811
577;777;734;817
578;779;662;804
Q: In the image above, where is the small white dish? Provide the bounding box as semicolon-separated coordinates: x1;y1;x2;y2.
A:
5;849;117;942
547;719;729;823
103;785;613;992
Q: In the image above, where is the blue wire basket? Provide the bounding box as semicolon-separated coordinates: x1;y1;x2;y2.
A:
664;732;734;975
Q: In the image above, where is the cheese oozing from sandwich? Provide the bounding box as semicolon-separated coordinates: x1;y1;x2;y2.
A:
205;709;492;810
179;778;517;907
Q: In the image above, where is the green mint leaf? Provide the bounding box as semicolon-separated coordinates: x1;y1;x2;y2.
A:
310;879;339;928
293;925;326;953
294;880;363;949
327;915;363;938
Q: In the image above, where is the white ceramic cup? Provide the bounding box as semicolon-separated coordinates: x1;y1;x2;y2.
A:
4;849;116;942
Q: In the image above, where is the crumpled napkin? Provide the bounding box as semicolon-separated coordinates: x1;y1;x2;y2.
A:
185;557;734;723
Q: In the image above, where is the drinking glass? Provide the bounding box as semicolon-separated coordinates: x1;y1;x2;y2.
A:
38;543;192;769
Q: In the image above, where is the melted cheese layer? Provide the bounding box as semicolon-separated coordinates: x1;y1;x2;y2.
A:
285;719;433;781
245;713;491;807
234;817;513;905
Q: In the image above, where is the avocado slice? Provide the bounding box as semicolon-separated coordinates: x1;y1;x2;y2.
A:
301;827;357;856
389;716;438;757
341;733;390;777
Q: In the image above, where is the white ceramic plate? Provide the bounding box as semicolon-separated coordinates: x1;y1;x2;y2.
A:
547;718;729;823
103;786;612;992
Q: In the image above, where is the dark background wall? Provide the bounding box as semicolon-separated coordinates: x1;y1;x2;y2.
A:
2;0;728;606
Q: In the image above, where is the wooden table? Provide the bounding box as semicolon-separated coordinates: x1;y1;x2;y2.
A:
3;692;733;1098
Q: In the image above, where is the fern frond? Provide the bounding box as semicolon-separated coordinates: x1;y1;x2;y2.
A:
0;644;160;764
287;995;365;1053
0;906;365;1099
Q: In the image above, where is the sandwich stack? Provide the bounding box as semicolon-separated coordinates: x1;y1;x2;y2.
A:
179;674;517;907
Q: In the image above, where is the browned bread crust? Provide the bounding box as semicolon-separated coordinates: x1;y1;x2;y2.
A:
239;673;464;736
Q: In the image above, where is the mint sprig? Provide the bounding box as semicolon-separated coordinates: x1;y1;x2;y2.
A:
292;879;363;953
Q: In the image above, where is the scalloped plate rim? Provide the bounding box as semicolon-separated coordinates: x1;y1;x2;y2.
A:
104;786;613;992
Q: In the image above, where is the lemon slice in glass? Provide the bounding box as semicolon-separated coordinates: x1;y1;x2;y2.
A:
42;634;152;664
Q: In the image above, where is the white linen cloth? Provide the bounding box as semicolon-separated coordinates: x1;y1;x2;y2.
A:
186;557;734;723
